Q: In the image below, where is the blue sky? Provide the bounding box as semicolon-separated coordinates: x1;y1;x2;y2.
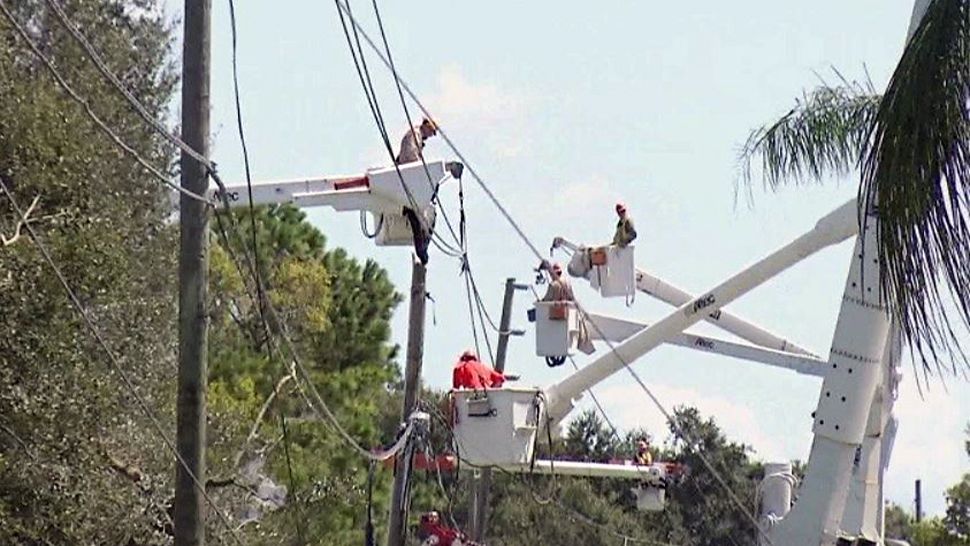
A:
164;0;967;515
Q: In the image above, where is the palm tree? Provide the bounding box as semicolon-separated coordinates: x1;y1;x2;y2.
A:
739;0;970;379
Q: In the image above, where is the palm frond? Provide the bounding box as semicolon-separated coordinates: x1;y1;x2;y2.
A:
861;0;970;376
739;82;880;192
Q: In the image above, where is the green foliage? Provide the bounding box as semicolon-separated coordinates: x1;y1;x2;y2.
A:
859;0;970;377
205;204;404;545
944;474;970;542
0;1;179;544
479;407;763;546
739;80;879;192
739;0;970;377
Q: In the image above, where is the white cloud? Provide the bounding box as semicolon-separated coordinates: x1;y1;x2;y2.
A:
425;65;531;158
551;176;624;219
590;381;794;461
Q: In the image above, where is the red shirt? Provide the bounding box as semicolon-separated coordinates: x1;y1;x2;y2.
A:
452;358;506;390
419;522;460;545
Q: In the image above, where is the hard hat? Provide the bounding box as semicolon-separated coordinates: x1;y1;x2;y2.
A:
459;349;477;361
422;117;438;133
551;262;563;273
615;202;627;213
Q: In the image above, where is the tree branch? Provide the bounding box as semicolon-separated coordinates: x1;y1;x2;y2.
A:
232;362;296;468
1;194;41;247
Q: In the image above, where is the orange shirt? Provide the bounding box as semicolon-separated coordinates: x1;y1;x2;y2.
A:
452;359;506;390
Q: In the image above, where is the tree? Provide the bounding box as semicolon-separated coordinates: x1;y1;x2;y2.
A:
480;406;765;546
204;204;405;544
740;0;970;376
0;1;180;544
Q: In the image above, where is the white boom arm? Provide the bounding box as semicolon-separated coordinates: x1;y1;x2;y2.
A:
545;198;858;423
195;160;459;213
553;237;818;357
586;313;825;377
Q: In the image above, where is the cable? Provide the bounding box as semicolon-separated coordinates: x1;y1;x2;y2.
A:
0;1;211;205
223;0;311;540
331;0;438;245
42;0;214;171
325;12;773;536
366;0;465;252
11;0;411;492
424;405;679;546
336;14;770;527
0;179;245;546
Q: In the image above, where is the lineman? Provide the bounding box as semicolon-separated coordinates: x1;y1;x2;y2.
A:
541;262;594;355
613;202;637;248
417;511;482;546
634;435;653;466
394;118;439;265
396;117;438;164
452;350;518;390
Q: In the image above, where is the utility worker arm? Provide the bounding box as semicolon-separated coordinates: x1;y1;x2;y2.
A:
488;368;507;388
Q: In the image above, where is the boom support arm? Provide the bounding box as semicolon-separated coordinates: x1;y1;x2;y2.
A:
544;199;858;423
553;237;818;357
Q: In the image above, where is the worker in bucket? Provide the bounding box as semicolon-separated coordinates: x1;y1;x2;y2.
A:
541;262;595;354
417;511;481;546
613;202;637;248
394;118;438;265
634;435;653;466
541;262;575;301
396;117;438;164
452;350;518;390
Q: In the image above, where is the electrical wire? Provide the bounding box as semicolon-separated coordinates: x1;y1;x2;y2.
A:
224;0;309;539
42;0;215;172
8;0;419;527
328;9;774;539
331;0;446;250
0;1;211;205
333;0;495;374
28;0;768;540
366;0;465;253
423;404;680;546
0;178;245;546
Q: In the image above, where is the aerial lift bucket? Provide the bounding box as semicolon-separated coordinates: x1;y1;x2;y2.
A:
589;245;636;298
533;301;579;357
450;388;543;467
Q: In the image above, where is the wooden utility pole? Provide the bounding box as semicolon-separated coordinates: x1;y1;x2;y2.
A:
470;278;525;541
387;256;428;546
175;1;211;545
915;479;923;523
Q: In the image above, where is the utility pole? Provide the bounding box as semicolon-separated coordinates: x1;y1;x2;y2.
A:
470;278;527;542
915;479;923;523
387;255;428;546
175;1;211;545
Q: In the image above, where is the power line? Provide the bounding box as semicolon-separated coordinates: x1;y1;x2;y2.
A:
365;0;465;252
0;178;245;546
0;1;211;205
331;0;445;249
423;405;680;546
224;0;308;539
19;0;413;469
42;0;215;172
327;7;773;541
